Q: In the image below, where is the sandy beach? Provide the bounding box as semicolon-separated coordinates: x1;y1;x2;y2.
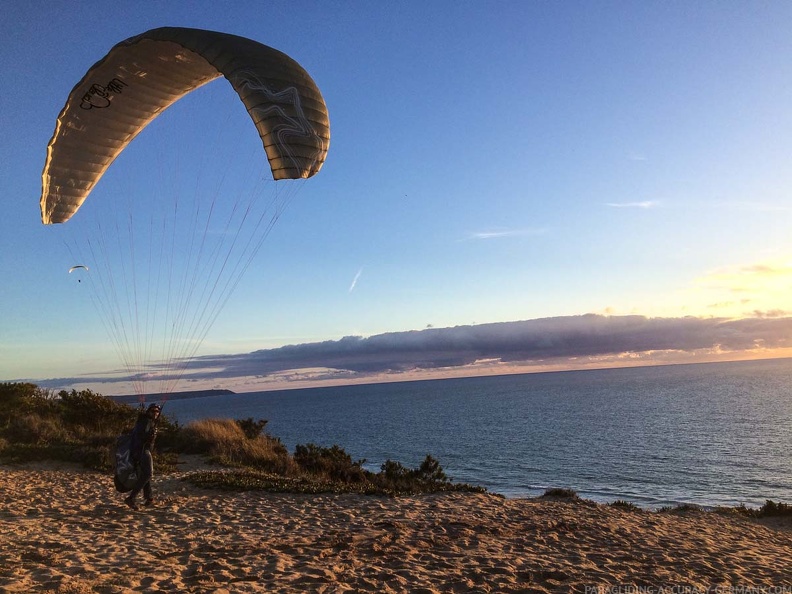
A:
1;463;790;593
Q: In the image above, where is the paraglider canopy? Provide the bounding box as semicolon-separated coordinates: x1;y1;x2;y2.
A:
40;26;330;225
68;265;89;273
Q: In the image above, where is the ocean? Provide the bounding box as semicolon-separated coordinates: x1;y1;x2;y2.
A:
163;358;792;509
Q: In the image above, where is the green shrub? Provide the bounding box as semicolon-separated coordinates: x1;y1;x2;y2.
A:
658;503;702;513
235;418;268;439
542;487;579;499
5;414;72;445
541;488;579;500
294;443;368;483
0;383;59;427
58;389;130;428
610;499;640;511
758;500;792;517
375;455;453;494
716;500;792;518
416;455;447;482
381;459;408;480
0;383;172;468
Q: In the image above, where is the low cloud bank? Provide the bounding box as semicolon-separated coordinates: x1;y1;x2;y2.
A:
189;314;792;377
35;314;792;390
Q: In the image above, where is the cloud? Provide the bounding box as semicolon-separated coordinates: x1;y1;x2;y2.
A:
606;201;659;209
43;312;792;386
467;228;546;240
349;267;363;293
753;309;791;319
740;263;792;276
36;314;792;392
695;261;792;294
192;314;792;375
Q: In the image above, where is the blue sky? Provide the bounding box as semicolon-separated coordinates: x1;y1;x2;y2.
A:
2;1;792;393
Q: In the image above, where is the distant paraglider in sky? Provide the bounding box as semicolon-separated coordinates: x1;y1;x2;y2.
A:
68;264;89;282
40;27;330;396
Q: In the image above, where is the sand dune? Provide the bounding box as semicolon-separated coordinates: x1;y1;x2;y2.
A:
1;463;790;593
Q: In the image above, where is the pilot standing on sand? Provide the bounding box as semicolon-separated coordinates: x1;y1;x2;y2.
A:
124;403;161;510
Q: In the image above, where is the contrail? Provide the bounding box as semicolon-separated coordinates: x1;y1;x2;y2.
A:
606;200;659;209
349;267;363;293
467;228;547;240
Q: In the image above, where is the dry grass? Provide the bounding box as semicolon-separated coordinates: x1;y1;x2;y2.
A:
179;418;296;474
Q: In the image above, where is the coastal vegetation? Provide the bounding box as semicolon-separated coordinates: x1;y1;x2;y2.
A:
0;382;484;496
609;499;641;511
540;487;580;500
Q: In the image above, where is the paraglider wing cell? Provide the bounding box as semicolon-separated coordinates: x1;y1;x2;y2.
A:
40;27;330;225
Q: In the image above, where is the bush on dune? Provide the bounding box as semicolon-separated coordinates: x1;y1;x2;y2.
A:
1;383;142;443
541;488;579;500
0;382;179;470
758;500;792;517
722;500;792;518
1;383;134;468
294;443;368;483
235;417;269;439
373;456;451;493
609;500;640;511
192;450;484;496
0;383;58;427
6;413;72;445
58;389;138;438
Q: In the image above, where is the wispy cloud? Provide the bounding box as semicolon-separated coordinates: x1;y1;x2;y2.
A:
467;228;547;240
740;263;792;276
349;267;363;293
697;261;792;293
753;309;790;318
606;200;660;209
676;258;792;318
